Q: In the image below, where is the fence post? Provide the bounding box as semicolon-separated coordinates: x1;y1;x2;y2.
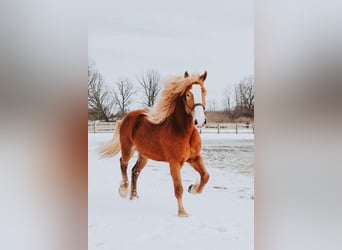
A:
217;123;220;134
235;124;238;134
94;122;96;133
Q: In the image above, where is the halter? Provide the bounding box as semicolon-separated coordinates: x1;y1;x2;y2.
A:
182;96;206;113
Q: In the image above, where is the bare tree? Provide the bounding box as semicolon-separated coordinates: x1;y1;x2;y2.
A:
222;86;233;113
207;98;217;112
113;78;135;118
233;75;254;118
244;75;254;111
88;61;115;121
136;70;161;107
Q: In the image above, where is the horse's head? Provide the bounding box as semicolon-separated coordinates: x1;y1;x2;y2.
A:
183;71;207;127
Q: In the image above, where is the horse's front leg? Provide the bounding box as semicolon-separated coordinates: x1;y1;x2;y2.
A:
169;162;188;217
187;155;209;194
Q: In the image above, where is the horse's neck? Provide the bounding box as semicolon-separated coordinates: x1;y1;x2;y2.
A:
169;97;193;133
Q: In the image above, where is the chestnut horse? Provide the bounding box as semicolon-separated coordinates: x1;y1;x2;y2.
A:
99;71;209;217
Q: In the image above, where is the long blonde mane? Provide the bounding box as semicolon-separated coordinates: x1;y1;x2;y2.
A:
144;73;206;124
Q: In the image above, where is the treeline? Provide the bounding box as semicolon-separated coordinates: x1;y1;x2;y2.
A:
88;60;160;121
88;59;254;122
208;75;254;121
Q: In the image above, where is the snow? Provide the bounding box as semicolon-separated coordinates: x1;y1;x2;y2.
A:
89;133;254;250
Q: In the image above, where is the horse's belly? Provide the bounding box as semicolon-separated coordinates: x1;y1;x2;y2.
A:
133;140;190;162
133;140;166;161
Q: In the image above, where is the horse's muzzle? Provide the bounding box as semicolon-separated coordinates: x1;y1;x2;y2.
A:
194;117;207;127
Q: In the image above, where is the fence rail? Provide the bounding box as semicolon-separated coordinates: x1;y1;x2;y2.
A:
88;121;254;134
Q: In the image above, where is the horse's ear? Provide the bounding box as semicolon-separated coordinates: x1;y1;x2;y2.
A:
184;71;189;78
199;71;207;81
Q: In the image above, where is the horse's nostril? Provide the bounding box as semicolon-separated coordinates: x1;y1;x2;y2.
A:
194;119;198;125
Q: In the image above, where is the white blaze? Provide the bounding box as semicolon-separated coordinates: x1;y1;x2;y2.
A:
191;84;205;127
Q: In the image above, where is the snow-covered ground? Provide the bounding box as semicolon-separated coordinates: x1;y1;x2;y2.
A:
89;133;254;250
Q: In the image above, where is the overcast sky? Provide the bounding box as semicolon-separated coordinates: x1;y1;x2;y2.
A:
88;0;253;108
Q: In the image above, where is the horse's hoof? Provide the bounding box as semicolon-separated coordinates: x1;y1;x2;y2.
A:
188;184;193;193
130;195;139;200
178;211;189;217
130;191;139;200
188;183;200;194
119;182;129;198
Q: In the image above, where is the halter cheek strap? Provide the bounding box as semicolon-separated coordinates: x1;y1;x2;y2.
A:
182;96;206;113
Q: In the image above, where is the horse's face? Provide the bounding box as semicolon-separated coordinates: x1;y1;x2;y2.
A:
183;71;207;127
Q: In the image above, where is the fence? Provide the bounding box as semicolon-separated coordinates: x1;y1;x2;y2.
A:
198;122;254;134
88;121;254;134
88;121;116;133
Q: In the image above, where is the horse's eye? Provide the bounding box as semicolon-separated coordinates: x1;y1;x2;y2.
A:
186;93;190;98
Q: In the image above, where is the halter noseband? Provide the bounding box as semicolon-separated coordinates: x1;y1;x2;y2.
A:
182;96;206;112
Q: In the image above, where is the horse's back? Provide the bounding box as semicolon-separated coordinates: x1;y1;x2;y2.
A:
120;110;167;161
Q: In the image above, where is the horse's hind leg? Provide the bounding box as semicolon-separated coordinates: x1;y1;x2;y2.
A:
130;154;148;200
118;144;134;198
187;155;209;194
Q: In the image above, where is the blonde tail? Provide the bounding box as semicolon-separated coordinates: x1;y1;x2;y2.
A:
98;121;122;158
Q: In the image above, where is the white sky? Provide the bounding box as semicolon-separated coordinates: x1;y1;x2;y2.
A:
88;0;253;109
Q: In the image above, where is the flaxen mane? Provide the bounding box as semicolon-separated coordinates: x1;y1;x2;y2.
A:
144;73;205;124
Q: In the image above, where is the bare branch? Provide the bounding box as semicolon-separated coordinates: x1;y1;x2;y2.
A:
222;86;233;113
136;70;161;108
113;78;136;118
232;74;254;119
88;60;115;121
207;99;217;112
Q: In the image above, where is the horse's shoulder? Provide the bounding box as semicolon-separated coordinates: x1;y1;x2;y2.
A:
190;128;201;139
189;128;202;151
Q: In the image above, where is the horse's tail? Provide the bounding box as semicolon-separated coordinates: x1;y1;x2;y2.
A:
98;120;122;158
